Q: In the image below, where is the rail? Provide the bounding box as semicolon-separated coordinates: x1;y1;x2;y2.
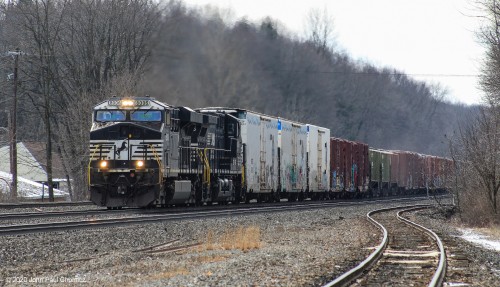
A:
398;206;447;287
323;204;442;287
0;198;432;236
323;206;392;287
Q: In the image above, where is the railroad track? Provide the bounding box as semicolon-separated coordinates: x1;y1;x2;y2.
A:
0;201;93;209
403;209;474;286
0;194;449;222
325;205;446;287
0;208;133;221
0;197;445;236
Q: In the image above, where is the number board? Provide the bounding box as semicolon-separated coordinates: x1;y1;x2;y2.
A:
107;99;150;106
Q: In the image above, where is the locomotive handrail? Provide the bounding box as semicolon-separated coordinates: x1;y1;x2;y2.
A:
148;144;163;185
197;148;211;186
88;144;101;185
204;148;210;186
241;164;245;187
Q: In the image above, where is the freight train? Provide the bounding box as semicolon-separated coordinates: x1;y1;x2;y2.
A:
88;97;452;208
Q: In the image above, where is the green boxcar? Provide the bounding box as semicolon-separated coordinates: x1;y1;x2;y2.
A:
380;151;391;184
369;149;382;185
369;149;392;194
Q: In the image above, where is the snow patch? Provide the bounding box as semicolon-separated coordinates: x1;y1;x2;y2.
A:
459;228;500;252
0;171;69;199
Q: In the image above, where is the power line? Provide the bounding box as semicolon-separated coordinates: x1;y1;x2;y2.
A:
401;73;479;78
260;68;480;77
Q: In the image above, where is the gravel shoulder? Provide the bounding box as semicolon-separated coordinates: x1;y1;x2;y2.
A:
408;207;500;286
1;203;380;286
2;198;498;286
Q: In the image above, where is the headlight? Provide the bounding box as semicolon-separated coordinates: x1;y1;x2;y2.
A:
100;161;108;168
136;160;145;168
121;99;134;107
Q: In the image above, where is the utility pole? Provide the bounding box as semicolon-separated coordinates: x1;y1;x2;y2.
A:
8;49;20;200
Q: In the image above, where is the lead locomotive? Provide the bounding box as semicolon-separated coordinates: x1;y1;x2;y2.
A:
88;97;242;208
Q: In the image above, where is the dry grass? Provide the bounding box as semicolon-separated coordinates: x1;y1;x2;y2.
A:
194;255;230;263
455;190;500;227
474;225;500;239
200;226;262;252
148;267;190;279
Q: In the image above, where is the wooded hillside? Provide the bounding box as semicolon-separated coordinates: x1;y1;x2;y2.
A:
139;3;473;156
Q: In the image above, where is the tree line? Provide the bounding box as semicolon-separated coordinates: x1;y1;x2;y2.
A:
449;0;499;223
0;0;477;201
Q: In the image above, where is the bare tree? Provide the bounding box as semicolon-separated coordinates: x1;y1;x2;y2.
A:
52;0;162;199
305;7;336;55
467;0;500;216
8;0;70;201
455;107;500;215
479;0;500;107
1;0;162;200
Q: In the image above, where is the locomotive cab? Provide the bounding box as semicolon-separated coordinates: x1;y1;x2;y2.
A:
88;97;168;208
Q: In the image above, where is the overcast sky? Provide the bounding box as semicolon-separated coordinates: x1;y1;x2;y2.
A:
183;0;486;105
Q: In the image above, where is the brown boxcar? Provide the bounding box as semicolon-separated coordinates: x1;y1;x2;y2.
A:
352;141;369;193
363;144;370;192
342;140;353;192
330;138;369;197
423;155;436;190
389;152;400;194
416;154;425;190
408;152;419;190
391;150;413;192
330;138;342;192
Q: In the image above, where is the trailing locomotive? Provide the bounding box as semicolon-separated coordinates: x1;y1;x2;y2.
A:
88;96;451;208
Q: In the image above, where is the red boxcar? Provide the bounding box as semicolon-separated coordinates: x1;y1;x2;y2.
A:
392;150;409;190
423;155;436;189
343;140;353;191
415;154;425;189
356;142;369;192
330;138;369;197
363;144;370;191
330;138;342;192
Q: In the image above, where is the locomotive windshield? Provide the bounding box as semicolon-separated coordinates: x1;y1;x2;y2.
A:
95;110;126;121
95;110;163;122
130;110;162;121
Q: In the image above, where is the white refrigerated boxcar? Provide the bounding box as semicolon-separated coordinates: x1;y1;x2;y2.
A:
278;118;308;198
307;124;330;194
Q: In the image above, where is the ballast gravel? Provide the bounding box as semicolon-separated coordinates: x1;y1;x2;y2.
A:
0;198;498;286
